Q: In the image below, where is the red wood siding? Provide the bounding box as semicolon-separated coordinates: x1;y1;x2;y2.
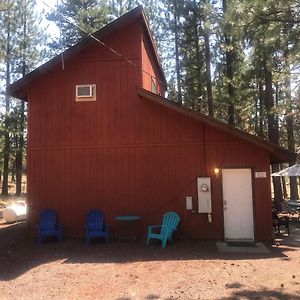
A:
26;19;273;240
204;126;272;240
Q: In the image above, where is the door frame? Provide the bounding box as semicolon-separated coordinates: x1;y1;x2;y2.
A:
220;167;256;241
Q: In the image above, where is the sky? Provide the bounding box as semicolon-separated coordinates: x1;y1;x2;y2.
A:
36;0;60;38
0;1;60;111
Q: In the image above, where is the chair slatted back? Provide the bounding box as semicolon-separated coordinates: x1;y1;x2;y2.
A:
39;209;57;231
87;209;104;232
161;211;180;234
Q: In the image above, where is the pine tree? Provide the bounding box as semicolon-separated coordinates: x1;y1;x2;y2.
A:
0;0;48;195
109;0;139;17
0;0;18;195
48;0;111;50
180;1;205;111
178;0;214;113
203;0;213;116
238;0;300;206
13;0;45;196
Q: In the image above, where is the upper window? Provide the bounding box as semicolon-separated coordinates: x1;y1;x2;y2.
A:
76;84;96;102
151;78;158;94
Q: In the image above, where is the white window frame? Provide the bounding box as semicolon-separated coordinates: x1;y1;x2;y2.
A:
76;84;96;102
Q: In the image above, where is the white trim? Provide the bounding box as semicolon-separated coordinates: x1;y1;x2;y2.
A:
76;84;96;101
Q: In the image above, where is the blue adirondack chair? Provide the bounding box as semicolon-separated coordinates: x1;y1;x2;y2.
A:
85;209;109;244
37;209;62;244
147;211;180;248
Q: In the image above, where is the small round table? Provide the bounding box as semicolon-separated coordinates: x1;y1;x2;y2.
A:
115;215;141;221
115;215;141;239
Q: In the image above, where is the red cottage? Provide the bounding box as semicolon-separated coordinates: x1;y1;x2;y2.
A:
8;7;295;241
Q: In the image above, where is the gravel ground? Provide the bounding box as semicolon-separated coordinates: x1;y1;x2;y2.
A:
0;220;300;300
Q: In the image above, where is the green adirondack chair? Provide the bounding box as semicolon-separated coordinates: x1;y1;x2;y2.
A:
147;211;180;248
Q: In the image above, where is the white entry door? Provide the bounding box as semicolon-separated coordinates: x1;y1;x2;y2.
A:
222;169;254;241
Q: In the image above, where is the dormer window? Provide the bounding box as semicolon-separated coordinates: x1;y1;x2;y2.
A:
76;84;96;101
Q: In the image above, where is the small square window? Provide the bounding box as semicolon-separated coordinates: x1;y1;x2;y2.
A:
76;84;96;101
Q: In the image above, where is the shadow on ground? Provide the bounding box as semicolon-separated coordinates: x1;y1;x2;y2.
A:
0;220;299;282
220;287;300;300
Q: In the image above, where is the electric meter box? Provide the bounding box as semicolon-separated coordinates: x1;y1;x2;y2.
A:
197;177;212;213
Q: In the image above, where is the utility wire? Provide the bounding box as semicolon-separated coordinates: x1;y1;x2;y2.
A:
41;0;167;89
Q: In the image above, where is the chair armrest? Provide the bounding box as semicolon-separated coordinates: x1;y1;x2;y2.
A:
148;225;162;230
148;225;162;234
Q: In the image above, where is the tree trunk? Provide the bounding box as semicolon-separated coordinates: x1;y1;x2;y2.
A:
16;101;25;196
2;3;11;196
173;0;182;104
11;160;15;182
264;59;283;210
281;170;288;199
258;79;265;138
203;0;213;117
16;0;27;196
222;0;235;125
192;11;203;112
254;82;259;135
2;131;10;196
284;62;299;200
289;174;299;200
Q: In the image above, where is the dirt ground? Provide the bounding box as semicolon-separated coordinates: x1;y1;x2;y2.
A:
0;220;300;300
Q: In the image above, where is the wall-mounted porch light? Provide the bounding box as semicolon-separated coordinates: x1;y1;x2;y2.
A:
214;168;220;176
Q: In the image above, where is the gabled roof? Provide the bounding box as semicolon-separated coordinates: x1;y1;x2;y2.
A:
8;6;166;100
137;87;296;164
